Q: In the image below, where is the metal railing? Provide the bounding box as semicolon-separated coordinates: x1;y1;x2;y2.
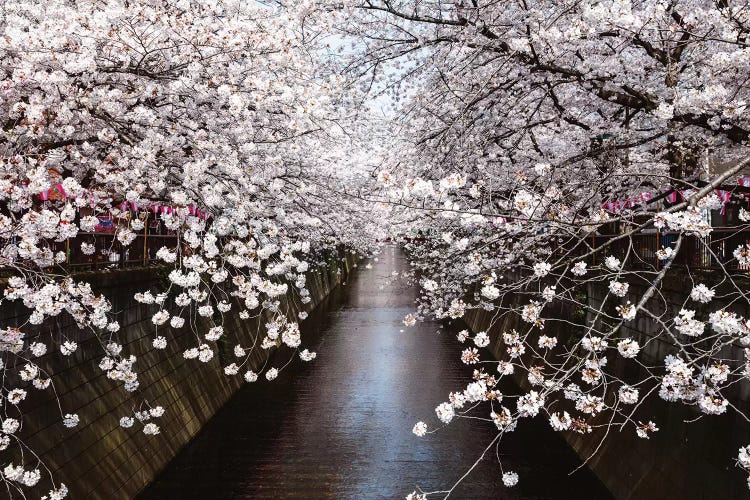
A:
589;228;750;271
55;231;180;271
23;219;750;275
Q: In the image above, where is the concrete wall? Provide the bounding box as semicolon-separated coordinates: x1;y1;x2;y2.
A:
6;249;358;499
461;271;750;500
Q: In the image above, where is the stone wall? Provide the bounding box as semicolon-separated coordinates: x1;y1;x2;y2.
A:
461;271;750;500
5;249;358;499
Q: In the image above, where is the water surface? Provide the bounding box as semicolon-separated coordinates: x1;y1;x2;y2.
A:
141;246;612;499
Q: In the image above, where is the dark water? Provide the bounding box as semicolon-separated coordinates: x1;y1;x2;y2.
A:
140;246;612;499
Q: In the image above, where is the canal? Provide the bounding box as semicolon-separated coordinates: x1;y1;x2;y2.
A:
140;245;612;499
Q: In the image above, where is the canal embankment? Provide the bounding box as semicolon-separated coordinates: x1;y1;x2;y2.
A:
6;248;358;499
462;270;750;500
141;245;611;499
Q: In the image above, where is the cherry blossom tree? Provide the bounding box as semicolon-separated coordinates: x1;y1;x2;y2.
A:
5;0;750;497
300;0;750;496
0;0;383;496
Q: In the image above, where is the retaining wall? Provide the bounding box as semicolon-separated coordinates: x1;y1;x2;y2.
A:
5;249;358;499
462;271;750;500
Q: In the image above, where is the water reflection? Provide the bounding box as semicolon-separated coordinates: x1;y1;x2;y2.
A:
140;246;611;499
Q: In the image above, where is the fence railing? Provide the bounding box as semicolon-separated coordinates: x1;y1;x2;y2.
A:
49;232;180;271
18;225;750;275
588;228;750;271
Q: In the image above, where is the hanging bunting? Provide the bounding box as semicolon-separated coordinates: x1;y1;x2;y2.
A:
716;190;732;215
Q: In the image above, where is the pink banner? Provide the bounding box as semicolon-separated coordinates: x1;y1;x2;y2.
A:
716;189;732;215
37;184;66;201
666;190;684;204
738;177;750;207
602;191;653;212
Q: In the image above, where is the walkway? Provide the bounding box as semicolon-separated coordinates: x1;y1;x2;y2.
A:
140;246;611;499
